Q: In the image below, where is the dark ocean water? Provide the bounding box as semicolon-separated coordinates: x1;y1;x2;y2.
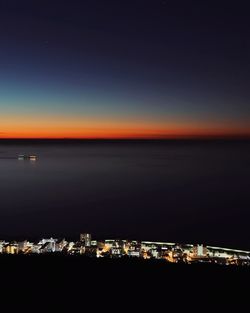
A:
0;140;249;249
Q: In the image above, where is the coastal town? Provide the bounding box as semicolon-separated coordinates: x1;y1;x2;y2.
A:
1;234;250;266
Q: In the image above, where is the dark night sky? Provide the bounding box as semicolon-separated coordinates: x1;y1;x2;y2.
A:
0;0;249;138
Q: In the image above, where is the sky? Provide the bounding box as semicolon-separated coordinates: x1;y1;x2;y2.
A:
0;0;249;139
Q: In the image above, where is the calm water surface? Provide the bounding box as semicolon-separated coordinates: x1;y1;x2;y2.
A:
0;140;249;249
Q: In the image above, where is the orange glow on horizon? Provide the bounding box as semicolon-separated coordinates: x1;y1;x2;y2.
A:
0;114;249;139
1;128;249;139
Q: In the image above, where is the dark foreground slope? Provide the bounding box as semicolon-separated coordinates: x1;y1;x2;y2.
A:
0;255;249;309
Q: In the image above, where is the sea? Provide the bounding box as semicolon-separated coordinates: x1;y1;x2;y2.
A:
0;139;249;250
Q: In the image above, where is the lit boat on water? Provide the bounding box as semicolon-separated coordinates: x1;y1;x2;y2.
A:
18;154;37;161
29;155;37;161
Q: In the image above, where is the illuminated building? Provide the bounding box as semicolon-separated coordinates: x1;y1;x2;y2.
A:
0;241;7;253
39;238;57;253
4;243;18;254
18;241;28;252
55;239;68;252
126;241;141;257
193;244;207;257
80;233;92;247
127;250;140;257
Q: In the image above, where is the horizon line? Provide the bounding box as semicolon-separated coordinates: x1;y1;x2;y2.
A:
0;135;250;141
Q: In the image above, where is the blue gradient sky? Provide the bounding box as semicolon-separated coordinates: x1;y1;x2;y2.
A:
0;0;249;138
